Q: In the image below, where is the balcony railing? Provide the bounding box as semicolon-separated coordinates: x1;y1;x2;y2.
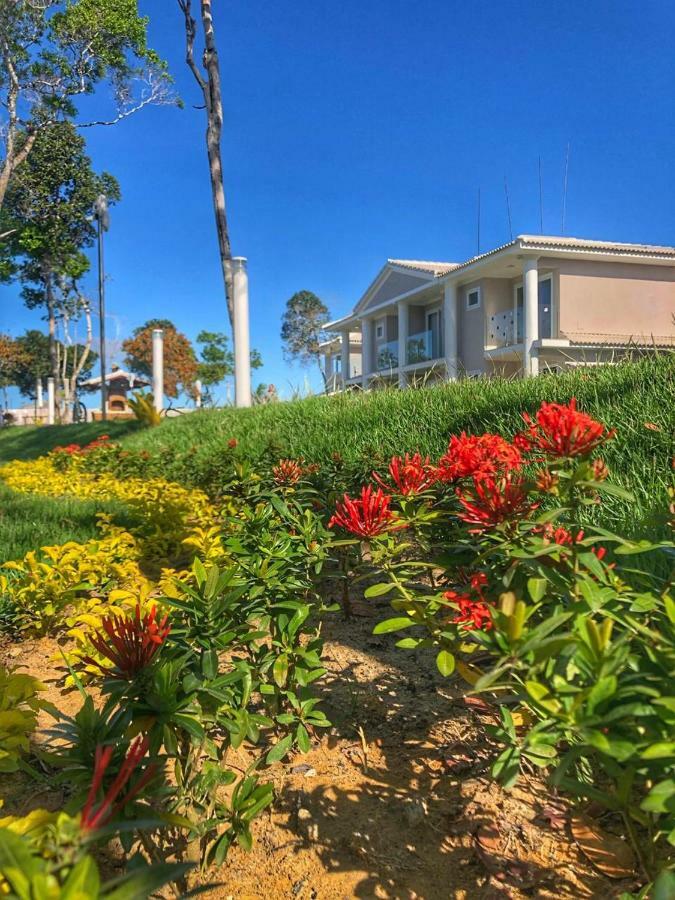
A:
487;310;522;348
375;340;399;370
406;329;442;365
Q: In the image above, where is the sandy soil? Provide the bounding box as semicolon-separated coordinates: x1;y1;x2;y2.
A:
2;595;634;900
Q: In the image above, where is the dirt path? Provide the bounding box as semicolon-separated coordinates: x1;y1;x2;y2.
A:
2;596;618;899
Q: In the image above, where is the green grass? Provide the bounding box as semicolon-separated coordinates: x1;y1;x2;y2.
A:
0;355;673;556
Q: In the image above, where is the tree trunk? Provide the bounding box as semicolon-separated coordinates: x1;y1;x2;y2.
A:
45;272;58;388
178;0;234;326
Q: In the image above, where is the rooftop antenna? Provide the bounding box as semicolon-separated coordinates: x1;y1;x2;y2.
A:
504;176;513;241
561;141;571;234
538;156;544;234
476;187;481;255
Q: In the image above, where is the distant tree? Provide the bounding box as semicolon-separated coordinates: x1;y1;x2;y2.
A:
0;0;175;210
196;330;262;404
281;291;330;382
123;319;198;400
10;329;97;401
177;1;233;324
0;333;29;408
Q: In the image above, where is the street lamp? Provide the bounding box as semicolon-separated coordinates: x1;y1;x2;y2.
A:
93;194;109;420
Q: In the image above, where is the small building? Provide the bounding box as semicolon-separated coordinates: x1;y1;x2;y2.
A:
80;366;150;419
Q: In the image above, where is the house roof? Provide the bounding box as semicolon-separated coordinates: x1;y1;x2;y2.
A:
80;368;150;388
387;259;460;276
565;332;675;348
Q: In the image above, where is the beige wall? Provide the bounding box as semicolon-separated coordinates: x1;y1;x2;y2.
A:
362;271;428;311
554;259;675;340
458;280;486;373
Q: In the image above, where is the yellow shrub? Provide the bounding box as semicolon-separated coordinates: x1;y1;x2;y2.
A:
0;667;45;773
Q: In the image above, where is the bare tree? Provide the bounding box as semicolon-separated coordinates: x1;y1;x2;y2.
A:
57;288;93;423
177;0;234;325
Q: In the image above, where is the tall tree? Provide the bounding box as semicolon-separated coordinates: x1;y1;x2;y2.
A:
1;122;119;419
8;329;98;400
0;0;174;210
123;319;198;400
196;330;262;404
281;291;331;383
177;1;233;324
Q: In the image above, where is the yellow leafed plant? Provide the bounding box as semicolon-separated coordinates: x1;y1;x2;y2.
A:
0;666;45;774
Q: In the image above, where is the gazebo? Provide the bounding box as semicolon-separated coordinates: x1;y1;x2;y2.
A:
80;365;150;419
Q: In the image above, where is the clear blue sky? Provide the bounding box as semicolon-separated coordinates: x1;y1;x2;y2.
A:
2;0;674;401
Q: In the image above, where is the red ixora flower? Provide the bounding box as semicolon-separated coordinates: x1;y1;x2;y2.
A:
456;474;537;530
535;524;609;563
328;485;402;538
518;398;615;458
435;433;523;483
227;437;238;449
374;452;436;495
272;458;304;486
84;604;170;679
443;572;493;631
81;736;155;831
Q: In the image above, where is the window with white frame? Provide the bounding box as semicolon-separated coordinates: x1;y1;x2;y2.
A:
375;321;384;339
466;287;481;310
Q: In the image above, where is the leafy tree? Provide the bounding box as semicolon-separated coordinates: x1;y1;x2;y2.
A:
0;122;118;419
280;291;330;382
123;319;198;400
0;333;29;407
0;0;175;210
196;330;262;404
9;329;98;400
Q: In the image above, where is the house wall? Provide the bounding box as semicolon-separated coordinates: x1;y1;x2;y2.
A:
458;280;487;373
362;271;429;311
552;259;675;339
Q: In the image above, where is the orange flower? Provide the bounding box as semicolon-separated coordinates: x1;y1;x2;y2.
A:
273;458;304;485
84;605;170;680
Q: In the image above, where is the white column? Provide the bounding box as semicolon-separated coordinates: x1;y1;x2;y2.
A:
523;257;540;377
47;377;55;425
152;328;164;413
443;282;458;379
36;378;43;408
397;300;409;388
340;330;350;387
361;318;373;390
194;379;202;408
232;257;252;408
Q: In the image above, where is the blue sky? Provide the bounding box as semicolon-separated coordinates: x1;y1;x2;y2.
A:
2;0;674;401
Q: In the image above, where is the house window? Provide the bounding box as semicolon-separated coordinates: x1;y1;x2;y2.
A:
375;323;384;339
514;276;553;341
466;288;481;310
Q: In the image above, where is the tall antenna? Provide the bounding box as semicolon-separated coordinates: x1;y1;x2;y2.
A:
538;156;544;233
561;141;571;234
504;176;513;240
476;187;481;255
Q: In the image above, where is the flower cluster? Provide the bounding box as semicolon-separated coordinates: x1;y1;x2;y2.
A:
456;474;537;530
84;604;170;679
444;573;493;631
272;458;305;486
435;433;522;483
328;485;401;538
374;452;436;495
52;435;111;457
518;398;615;458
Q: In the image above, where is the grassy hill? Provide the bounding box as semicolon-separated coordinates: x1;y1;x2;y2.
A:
0;355;673;557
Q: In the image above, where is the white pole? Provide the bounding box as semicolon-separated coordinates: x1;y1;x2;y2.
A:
443;282;458;379
523;257;540;377
36;378;43;408
47;377;55;425
152;328;164;413
195;379;202;408
232;256;252;408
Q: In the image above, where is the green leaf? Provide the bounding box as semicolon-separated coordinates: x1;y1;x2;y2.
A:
273;654;289;688
586;675;617;715
364;582;394;598
641;742;675;760
651;869;675;900
0;828;40;898
436;649;455;677
373;616;416;634
296;723;311;754
395;637;420;649
103;863;194;899
527;577;548;602
266;733;294;764
640;779;675;814
62;855;101;898
492;746;521;789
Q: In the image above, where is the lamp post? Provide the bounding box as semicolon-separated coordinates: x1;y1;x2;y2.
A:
93;194;109;420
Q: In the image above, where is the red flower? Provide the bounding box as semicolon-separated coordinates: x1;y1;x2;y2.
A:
520;398;615;458
227;437;238;449
374;452;436;495
273;458;304;486
435;433;523;483
443;574;493;631
84;605;170;679
328;485;402;538
456;474;537;529
81;736;155;831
